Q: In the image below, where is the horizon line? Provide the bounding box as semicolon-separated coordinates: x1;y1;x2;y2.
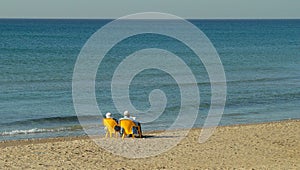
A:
0;17;300;20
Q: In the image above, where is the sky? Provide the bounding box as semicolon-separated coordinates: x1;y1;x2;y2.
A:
0;0;300;19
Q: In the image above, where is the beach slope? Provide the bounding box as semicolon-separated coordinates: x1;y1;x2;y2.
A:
0;120;299;169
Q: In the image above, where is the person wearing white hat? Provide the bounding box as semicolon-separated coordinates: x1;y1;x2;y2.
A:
104;112;120;132
106;112;118;123
119;110;142;137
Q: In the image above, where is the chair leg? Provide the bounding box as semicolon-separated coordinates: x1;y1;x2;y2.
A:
138;126;142;138
105;132;108;138
122;133;125;139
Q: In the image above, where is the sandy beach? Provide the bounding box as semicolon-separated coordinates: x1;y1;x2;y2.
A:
1;120;299;169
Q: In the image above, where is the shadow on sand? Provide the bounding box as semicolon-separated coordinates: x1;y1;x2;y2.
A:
138;135;180;139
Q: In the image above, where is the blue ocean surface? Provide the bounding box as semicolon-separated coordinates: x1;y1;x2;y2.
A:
0;19;299;141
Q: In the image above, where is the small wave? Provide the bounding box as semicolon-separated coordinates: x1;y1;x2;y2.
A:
1;126;83;136
1;128;66;136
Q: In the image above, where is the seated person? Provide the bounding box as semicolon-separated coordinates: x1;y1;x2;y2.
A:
105;112;118;123
119;110;142;137
104;112;120;132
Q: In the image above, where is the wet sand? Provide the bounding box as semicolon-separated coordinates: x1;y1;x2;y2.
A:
0;120;299;169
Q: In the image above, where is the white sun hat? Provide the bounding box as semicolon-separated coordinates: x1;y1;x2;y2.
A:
106;112;112;118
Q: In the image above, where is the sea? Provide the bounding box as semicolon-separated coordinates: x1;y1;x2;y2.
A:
0;19;299;141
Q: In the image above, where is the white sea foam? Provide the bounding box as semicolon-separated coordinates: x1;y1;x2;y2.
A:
1;128;69;136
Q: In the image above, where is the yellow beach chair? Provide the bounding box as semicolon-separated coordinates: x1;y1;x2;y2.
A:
103;118;119;138
119;119;142;139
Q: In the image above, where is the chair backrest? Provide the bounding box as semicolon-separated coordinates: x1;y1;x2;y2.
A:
103;118;118;132
119;119;135;135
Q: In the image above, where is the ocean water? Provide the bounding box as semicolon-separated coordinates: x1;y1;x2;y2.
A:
0;19;299;141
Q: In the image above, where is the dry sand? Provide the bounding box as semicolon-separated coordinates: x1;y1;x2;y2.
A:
0;120;299;169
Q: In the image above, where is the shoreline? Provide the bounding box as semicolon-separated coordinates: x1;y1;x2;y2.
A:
1;119;299;169
1;119;299;147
